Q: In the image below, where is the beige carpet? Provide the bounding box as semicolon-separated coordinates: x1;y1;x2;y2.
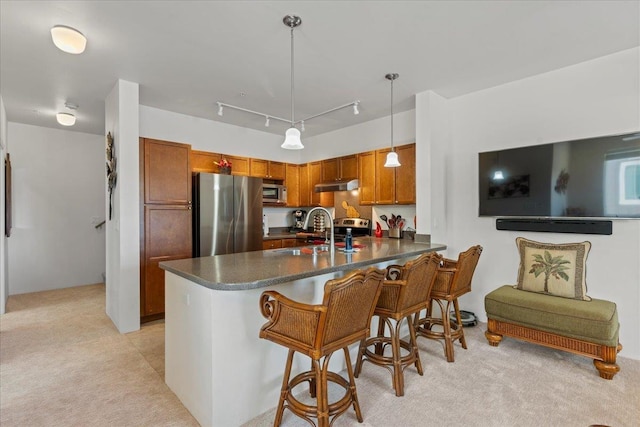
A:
244;321;640;427
0;284;198;426
2;284;639;427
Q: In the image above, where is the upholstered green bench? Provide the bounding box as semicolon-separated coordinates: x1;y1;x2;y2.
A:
484;285;621;379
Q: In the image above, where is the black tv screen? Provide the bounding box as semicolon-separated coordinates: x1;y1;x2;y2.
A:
478;132;640;218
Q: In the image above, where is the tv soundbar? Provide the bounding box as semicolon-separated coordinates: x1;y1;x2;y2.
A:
496;218;612;235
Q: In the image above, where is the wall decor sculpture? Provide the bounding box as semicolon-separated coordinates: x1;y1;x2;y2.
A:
106;132;117;220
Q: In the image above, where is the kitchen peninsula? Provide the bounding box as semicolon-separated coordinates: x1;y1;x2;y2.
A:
160;237;445;427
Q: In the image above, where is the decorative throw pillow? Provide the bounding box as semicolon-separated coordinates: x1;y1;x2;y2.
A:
515;237;591;301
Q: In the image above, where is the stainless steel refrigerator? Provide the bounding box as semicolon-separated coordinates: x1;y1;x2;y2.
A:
193;172;263;256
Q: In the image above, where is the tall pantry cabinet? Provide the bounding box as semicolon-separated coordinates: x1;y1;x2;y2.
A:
140;138;193;322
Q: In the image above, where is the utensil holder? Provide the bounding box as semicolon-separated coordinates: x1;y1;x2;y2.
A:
389;228;402;239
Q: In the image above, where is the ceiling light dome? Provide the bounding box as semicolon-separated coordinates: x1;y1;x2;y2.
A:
51;25;87;54
56;113;76;126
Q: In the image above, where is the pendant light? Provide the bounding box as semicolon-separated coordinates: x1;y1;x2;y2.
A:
216;15;360;150
280;15;304;149
384;73;401;167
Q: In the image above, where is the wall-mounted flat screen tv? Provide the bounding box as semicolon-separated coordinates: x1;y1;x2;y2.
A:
478;131;640;218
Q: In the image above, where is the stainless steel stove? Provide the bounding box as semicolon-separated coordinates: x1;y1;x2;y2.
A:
333;217;371;240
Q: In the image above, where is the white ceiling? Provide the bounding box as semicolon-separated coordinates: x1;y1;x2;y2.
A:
1;1;638;137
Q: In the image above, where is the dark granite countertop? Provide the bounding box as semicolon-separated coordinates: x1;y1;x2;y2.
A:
160;237;446;291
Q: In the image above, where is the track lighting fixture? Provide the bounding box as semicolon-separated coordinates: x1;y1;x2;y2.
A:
265;116;270;127
217;103;223;116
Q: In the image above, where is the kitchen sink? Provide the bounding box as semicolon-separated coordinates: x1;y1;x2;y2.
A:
273;245;330;256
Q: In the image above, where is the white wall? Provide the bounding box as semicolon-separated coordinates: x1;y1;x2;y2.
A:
139;106;300;163
7;123;105;294
105;80;140;334
0;95;7;313
429;47;640;359
301;110;415;163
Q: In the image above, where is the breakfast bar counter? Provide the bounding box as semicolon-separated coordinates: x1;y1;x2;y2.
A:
160;237;445;427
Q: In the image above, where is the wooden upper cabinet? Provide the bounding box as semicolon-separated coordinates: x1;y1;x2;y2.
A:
299;163;310;207
375;148;396;205
358;143;416;205
224;155;250;176
285;164;300;207
268;161;286;180
143;138;192;205
340;155;358;180
309;161;323;206
321;158;339;182
322;155;358;181
395;144;416;204
309;161;334;207
250;159;268;177
191;150;221;173
358;151;376;205
251;159;285;180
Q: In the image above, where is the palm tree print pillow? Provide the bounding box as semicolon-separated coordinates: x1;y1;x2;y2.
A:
515;237;591;301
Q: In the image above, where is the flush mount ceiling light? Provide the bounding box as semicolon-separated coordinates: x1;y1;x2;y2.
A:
56;113;76;126
384;73;401;168
51;25;87;54
56;101;78;126
216;15;360;150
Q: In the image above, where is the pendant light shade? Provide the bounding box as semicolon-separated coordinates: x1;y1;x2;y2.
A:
384;150;401;167
56;112;76;126
51;25;87;54
281;127;304;149
384;73;401;168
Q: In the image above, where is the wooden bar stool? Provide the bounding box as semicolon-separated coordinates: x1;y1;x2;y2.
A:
259;267;385;427
415;245;483;362
354;252;441;396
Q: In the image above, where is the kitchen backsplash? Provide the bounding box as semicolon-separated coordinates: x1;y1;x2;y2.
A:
263;189;415;231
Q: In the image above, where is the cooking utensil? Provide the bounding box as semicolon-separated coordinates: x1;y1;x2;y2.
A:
397;219;406;229
380;214;388;223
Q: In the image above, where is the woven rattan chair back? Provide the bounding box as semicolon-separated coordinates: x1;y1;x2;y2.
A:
321;267;386;354
355;252;442;396
416;245;483;362
450;245;483;297
259;267;386;427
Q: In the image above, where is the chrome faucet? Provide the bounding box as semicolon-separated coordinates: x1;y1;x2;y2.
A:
303;207;335;253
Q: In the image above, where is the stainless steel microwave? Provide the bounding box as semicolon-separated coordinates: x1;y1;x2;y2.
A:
262;183;287;205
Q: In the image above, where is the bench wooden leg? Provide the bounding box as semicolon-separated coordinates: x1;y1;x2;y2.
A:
594;343;622;380
484;330;503;347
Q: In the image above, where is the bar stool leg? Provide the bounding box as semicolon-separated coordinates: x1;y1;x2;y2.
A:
274;349;295;427
391;319;404;396
453;299;467;349
408;315;423;375
343;347;364;422
440;300;455;362
311;358;327;427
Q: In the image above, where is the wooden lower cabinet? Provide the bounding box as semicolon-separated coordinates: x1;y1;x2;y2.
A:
262;238;307;250
262;239;283;250
142;203;192;318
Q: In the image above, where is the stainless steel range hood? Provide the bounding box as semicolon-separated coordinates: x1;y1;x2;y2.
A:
314;179;359;193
